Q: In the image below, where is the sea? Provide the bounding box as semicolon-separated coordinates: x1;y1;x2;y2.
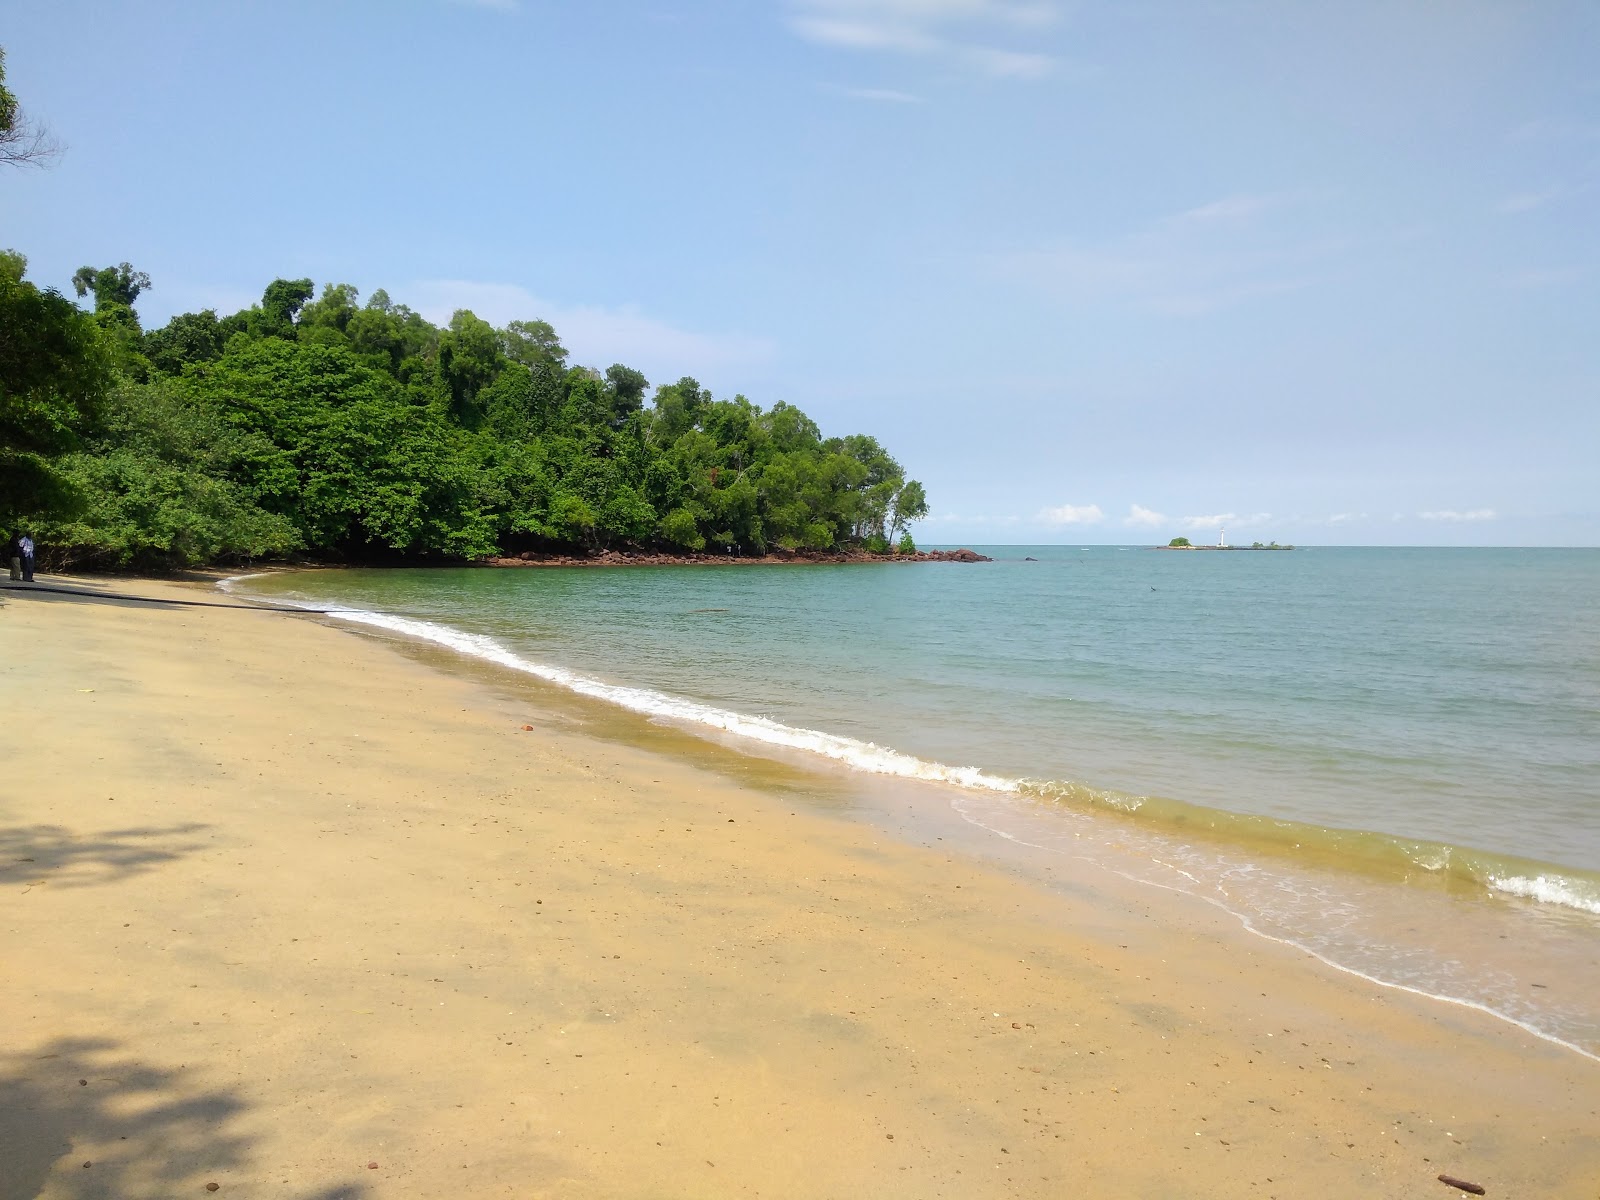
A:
230;546;1600;1061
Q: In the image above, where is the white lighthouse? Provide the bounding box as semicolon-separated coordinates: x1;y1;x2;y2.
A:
1218;526;1227;548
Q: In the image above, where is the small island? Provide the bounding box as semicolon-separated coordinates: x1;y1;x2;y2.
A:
1156;535;1295;551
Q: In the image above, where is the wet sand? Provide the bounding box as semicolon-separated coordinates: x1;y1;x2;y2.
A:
2;576;1596;1198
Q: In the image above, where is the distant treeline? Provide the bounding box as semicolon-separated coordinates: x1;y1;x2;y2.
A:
1;257;927;570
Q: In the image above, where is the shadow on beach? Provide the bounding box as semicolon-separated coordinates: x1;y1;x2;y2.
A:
0;582;191;612
0;823;211;889
0;1036;368;1200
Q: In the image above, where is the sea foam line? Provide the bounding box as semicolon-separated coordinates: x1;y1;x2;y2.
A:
219;576;1600;922
950;803;1600;1066
1489;874;1600;916
322;603;1022;795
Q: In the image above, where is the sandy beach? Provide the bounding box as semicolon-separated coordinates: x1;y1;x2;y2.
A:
2;575;1596;1199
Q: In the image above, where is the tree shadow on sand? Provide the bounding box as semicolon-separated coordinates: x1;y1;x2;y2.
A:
0;1036;366;1199
0;824;210;888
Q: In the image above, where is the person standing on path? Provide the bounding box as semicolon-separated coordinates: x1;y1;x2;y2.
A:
6;533;19;581
18;532;35;582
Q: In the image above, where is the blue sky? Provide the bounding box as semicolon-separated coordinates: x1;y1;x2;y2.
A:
4;0;1596;545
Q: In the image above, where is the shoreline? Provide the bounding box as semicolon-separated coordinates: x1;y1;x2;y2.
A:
488;546;994;567
4;575;1597;1197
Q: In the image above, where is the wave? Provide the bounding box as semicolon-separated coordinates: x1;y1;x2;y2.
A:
221;578;1600;921
285;598;1023;794
1018;780;1600;916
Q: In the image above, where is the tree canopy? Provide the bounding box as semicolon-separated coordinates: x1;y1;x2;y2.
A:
4;263;930;570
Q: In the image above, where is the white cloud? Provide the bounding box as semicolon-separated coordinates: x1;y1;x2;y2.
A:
822;83;926;102
787;0;1059;79
1172;193;1283;225
1202;511;1272;530
918;512;1021;526
1419;508;1496;522
404;280;776;382
965;46;1053;79
1122;505;1272;532
1499;188;1562;214
1038;503;1103;525
1177;512;1235;531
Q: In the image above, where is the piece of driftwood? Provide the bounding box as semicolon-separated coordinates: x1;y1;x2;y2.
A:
1437;1174;1486;1195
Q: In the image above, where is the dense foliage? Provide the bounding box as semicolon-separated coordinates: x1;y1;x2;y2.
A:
3;263;928;569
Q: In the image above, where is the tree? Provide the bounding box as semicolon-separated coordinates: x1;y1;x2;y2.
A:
40;379;301;569
256;277;315;338
604;364;648;426
0;253;111;527
1168;537;1190;547
500;319;567;372
145;310;225;375
72;264;151;312
0;47;62;168
437;309;503;426
31;268;933;563
297;283;360;335
72;263;152;375
888;479;927;543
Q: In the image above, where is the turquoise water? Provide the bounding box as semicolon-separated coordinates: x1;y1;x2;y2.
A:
234;547;1600;1057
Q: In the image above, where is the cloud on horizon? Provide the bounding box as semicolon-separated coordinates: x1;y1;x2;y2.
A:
787;0;1058;79
1420;508;1496;522
917;511;1023;527
404;280;776;383
1123;505;1273;532
1038;502;1104;525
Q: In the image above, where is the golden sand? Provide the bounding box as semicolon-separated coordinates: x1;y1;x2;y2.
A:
2;576;1596;1198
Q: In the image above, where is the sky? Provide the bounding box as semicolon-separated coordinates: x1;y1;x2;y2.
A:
3;0;1597;545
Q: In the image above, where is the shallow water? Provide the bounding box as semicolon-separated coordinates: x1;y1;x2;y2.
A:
233;546;1600;1057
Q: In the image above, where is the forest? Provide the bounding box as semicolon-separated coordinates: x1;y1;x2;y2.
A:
0;257;929;570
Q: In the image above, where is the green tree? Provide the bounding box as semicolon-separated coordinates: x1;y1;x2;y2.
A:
888;479;927;543
258;277;315;338
437;309;503;426
604;364;648;426
297;283;361;335
72;263;150;312
145;309;225;375
500;319;567;372
71;262;152;373
41;379;301;569
0;253;111;528
23;268;933;565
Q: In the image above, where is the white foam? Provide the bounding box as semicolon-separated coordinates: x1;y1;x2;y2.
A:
220;576;1600;927
1490;874;1600;916
324;605;1022;795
